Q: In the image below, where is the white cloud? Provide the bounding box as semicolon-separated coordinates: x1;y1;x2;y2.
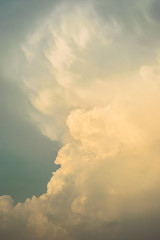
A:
1;1;160;239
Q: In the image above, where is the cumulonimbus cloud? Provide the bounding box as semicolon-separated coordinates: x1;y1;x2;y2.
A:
1;1;160;239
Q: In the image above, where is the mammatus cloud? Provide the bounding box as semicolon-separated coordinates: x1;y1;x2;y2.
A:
1;1;160;239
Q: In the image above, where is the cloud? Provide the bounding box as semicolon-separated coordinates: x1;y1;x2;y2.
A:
1;81;160;239
19;0;160;142
1;0;160;239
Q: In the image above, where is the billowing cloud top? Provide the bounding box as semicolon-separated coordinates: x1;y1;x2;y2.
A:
1;0;160;239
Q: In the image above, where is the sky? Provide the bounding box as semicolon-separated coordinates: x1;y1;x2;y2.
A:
1;0;160;239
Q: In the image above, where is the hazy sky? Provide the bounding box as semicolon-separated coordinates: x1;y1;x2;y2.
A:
1;0;160;239
0;0;61;202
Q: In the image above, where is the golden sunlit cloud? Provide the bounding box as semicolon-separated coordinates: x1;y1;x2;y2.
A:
1;1;160;240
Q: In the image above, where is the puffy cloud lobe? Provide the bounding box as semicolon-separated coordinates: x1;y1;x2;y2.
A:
67;107;141;157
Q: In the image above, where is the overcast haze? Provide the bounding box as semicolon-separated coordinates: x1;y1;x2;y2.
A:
1;0;160;239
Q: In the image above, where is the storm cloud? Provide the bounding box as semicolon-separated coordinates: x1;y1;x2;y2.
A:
1;0;160;239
